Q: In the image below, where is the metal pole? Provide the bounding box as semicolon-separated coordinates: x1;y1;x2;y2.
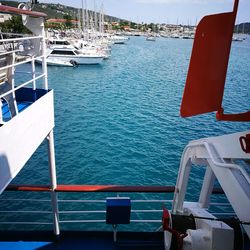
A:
47;130;60;236
82;0;85;34
0;100;3;123
11;52;18;115
41;21;48;90
199;166;216;208
94;0;97;33
78;9;81;31
31;56;36;90
85;0;89;40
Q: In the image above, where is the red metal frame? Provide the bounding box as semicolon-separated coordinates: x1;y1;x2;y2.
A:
0;5;47;17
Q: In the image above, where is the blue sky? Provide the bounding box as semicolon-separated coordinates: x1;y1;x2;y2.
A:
41;0;249;24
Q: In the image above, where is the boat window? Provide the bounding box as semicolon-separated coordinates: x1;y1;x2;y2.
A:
55;41;70;45
74;50;81;55
51;50;75;55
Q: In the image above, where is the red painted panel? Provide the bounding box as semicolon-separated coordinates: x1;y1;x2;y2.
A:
180;0;238;118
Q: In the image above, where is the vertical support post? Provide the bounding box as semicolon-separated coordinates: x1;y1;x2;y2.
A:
31;55;36;90
0;99;3;123
199;166;216;208
9;52;18;116
172;147;192;214
41;26;48;90
112;224;117;242
47;130;60;236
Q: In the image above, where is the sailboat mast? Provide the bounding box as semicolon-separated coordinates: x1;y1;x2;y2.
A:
82;0;85;33
94;0;98;32
101;3;104;34
78;8;81;30
99;4;102;34
85;0;89;40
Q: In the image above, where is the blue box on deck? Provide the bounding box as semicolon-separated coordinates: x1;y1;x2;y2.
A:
106;197;131;225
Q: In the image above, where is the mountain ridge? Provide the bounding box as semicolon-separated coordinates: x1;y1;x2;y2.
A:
1;1;127;23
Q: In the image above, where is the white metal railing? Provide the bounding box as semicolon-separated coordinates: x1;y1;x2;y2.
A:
203;141;250;184
0;197;232;226
0;34;48;122
0;36;43;43
173;138;250;213
0;73;46;99
177;141;250;185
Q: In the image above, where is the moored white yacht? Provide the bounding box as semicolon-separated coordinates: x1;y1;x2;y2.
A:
108;35;129;44
71;39;111;59
46;37;107;63
46;46;104;65
35;57;74;67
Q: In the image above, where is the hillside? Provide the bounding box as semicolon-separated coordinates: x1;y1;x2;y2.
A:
1;1;250;33
1;1;127;22
235;23;250;34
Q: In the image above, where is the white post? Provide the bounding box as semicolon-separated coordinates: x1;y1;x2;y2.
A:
0;100;3;123
172;148;192;214
41;26;48;90
10;52;18;116
31;55;36;91
199;166;216;208
47;130;60;236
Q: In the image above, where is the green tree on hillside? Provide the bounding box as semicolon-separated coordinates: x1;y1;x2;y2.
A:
0;15;30;33
63;14;73;28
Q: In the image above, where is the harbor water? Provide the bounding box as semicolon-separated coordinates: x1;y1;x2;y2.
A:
1;36;250;231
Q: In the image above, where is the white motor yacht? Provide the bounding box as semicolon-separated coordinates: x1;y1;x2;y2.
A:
47;38;106;63
46;46;104;65
71;39;111;59
108;35;129;44
35;57;74;67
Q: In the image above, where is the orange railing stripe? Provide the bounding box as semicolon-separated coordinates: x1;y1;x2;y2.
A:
6;184;224;194
56;185;175;193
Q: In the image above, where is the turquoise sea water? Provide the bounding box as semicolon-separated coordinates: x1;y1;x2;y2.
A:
1;36;250;231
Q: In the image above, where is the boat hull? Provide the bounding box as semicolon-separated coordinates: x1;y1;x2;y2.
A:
47;55;103;65
35;58;73;67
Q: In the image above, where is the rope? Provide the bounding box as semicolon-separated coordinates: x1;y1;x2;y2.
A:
178;214;250;226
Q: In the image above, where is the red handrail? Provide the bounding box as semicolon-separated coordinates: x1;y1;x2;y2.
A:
56;185;175;193
0;5;47;17
6;184;224;194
